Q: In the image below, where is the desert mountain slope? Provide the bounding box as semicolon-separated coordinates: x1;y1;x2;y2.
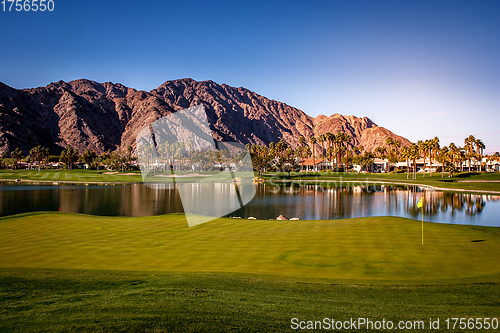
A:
0;79;410;154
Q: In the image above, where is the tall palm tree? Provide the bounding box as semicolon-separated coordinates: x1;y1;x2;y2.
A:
325;132;335;168
11;147;23;171
417;140;426;177
438;146;448;177
385;137;394;160
343;134;352;171
464;135;476;172
429;137;440;177
458;149;466;172
375;146;387;158
400;146;410;179
410;143;419;179
299;136;306;158
334;132;345;171
393;139;401;160
448;142;458;170
318;134;326;159
475;139;485;171
310;136;317;171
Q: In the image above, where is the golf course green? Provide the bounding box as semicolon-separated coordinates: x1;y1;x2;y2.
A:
1;212;500;332
1;212;499;283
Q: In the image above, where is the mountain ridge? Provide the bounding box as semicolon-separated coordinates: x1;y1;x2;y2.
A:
0;78;410;155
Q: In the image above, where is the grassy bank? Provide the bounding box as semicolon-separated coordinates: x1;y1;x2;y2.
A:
2;169;500;193
1;269;499;332
264;171;500;193
0;169;143;183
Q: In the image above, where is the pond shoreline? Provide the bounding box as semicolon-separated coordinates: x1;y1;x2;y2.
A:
2;177;500;195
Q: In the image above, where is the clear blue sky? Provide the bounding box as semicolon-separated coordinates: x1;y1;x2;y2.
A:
1;0;499;152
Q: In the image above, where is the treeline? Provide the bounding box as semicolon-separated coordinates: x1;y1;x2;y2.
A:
0;133;498;177
0;144;136;172
246;133;500;178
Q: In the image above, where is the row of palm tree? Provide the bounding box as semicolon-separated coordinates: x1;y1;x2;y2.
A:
1;133;498;176
246;132;498;177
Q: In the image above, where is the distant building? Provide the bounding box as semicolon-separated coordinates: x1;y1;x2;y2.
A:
353;158;390;173
395;159;440;173
298;158;328;171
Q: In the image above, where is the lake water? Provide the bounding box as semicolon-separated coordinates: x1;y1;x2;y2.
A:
0;182;499;227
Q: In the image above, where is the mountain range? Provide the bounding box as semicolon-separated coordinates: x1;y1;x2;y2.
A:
0;78;410;155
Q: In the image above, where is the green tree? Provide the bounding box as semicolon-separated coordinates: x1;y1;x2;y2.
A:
464;135;476;172
60;144;79;170
82;148;97;167
127;145;133;165
437;146;448;177
318;134;326;162
409;143;420;179
475;139;485;171
400;146;411;179
309;136;317;170
11;147;23;171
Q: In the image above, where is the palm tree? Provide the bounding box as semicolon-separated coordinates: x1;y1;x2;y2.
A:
438;146;448;177
417;140;424;176
343;134;352;171
318;134;326;160
11;147;23;171
309;136;317;171
475;139;485;171
353;146;360;156
410;143;420;179
299;136;306;170
325;132;335;168
60;144;79;170
375;146;387;158
464;135;476;172
334;132;345;171
429;137;440;177
393;139;401;160
299;136;306;157
385;137;394;160
400;146;410;179
458;149;466;172
448;143;458;170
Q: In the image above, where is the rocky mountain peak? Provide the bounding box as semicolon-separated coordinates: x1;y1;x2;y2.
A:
0;78;411;154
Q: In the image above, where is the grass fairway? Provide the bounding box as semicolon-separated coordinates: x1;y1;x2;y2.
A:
2;169;500;193
0;169;143;183
1;213;499;332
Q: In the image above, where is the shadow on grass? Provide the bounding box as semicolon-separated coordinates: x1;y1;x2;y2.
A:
456;172;480;178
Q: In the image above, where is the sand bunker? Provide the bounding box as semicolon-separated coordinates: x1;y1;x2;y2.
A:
153;173;205;178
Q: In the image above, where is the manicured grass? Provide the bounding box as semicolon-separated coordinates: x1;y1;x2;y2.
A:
2;169;500;192
1;212;499;283
1;269;499;333
1;212;499;332
0;169;143;183
265;171;500;193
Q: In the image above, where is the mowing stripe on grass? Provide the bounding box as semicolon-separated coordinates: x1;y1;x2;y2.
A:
0;212;499;284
